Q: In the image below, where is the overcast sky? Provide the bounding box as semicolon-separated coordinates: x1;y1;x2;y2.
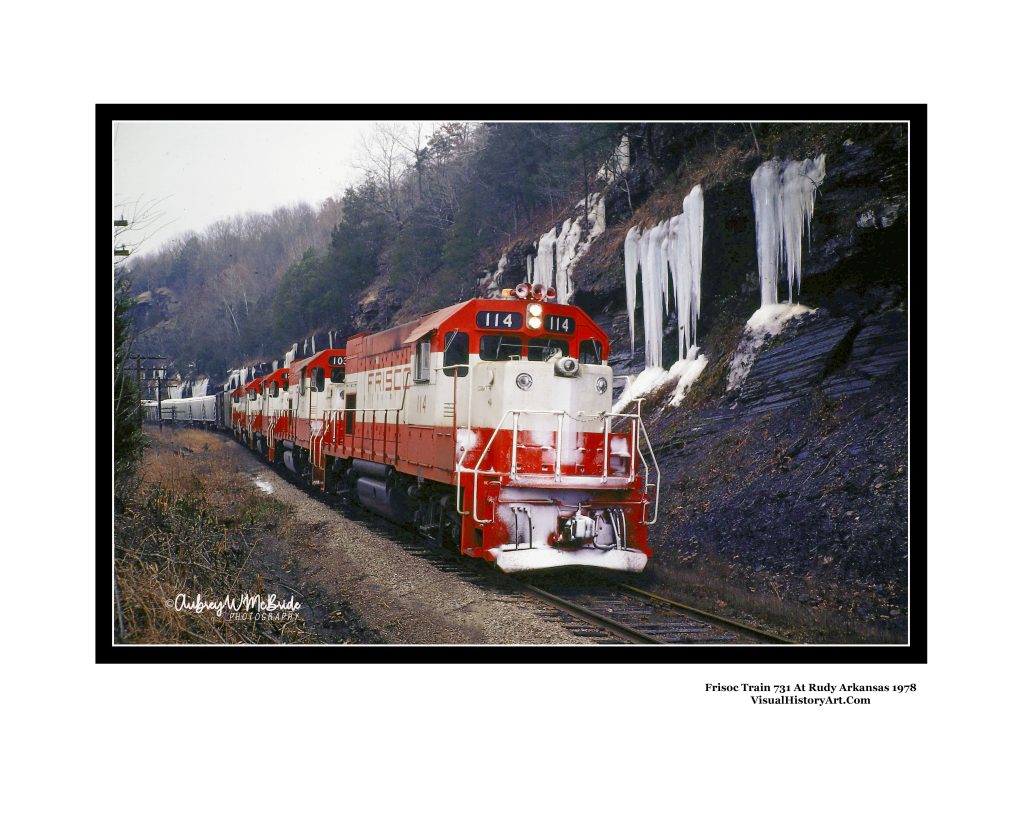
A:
113;121;428;258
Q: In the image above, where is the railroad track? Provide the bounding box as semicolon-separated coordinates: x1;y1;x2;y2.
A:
246;445;791;645
520;580;793;645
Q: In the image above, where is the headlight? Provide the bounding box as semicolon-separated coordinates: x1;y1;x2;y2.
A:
527;303;543;317
596;376;608;394
527;316;542;330
516;373;533;390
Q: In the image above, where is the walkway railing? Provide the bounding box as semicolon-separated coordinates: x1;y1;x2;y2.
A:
454;405;660;527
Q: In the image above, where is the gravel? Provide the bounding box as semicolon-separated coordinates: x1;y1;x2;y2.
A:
235;451;593;645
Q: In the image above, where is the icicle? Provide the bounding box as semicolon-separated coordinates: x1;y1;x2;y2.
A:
669;185;704;356
535;227;557;290
640;223;666;369
752;156;825;305
622;185;704;372
658;221;672;316
781;155;826;301
752;160;783;306
526;255;534;284
555;218;582;303
624;225;641;353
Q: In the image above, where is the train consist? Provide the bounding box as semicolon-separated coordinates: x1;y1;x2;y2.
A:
143;285;660;572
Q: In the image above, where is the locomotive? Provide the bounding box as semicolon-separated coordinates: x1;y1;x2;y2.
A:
146;284;660;573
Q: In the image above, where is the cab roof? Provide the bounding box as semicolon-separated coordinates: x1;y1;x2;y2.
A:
288;348;346;382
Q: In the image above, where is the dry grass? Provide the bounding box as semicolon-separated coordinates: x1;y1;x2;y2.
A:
114;428;315;644
646;557;901;644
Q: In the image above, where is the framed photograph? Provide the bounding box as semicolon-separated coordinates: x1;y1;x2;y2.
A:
103;106;922;663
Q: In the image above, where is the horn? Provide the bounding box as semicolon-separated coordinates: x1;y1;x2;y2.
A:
531;282;545;298
545;286;557;301
514;282;530;299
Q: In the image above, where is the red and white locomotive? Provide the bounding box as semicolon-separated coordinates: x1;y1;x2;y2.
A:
165;285;660;572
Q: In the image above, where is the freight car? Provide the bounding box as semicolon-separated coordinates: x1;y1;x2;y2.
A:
147;285;660;573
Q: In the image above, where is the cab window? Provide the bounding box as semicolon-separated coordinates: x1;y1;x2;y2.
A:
526;337;569;362
443;331;469;377
311;367;325;392
270;382;279;398
579;339;603;364
247;389;256;402
300;368;307;396
414;336;432;382
331;367;345;383
479;334;522;361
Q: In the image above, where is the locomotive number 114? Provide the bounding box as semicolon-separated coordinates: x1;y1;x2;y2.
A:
545;315;576;334
476;311;523;329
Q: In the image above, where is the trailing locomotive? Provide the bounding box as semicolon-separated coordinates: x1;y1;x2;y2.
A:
149;285;660;573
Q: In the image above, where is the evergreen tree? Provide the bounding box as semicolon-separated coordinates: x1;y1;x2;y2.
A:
114;275;146;500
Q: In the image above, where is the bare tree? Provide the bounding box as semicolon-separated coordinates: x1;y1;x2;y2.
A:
353;122;416;225
113;195;174;267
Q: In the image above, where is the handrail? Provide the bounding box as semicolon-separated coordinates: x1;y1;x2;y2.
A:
454;406;660;526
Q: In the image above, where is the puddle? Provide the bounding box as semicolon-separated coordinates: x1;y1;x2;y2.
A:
252;476;274;494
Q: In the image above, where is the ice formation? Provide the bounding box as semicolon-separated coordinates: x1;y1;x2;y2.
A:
616;185;706;409
598;135;631;181
192;377;209;398
554;217;581;302
751;155;826;305
623;185;704;370
726;303;814;391
525;194;605;303
480;159;614;304
534;227;557;290
623;226;640;352
480;254;509;297
641;220;667;369
726;156;826;392
670;185;704;354
668;353;708;407
612;366;673;414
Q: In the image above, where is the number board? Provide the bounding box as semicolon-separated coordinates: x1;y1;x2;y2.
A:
476;311;523;330
329;355;346;366
544;314;576;334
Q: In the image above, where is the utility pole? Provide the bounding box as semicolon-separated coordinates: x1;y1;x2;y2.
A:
114;216;130;257
128;354;168;427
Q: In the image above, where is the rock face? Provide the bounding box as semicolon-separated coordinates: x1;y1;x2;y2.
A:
567;123;911;640
648;344;908;639
737;312;858;411
823;311;907;398
572;124;908;367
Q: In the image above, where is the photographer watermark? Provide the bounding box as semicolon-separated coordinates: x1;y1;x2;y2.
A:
165;591;303;622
